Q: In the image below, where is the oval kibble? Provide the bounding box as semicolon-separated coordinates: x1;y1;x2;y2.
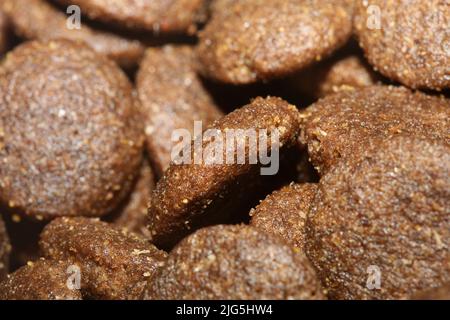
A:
0;39;144;219
250;183;317;251
0;259;82;300
197;0;353;84
144;225;325;300
299;86;450;175
148;96;302;249
2;0;145;68
56;0;207;34
354;0;450;90
39;217;168;300
136;45;223;177
306;136;450;300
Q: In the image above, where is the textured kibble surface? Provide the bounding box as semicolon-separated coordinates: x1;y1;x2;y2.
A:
354;0;450;90
56;0;206;33
197;0;353;84
0;216;11;280
0;39;143;219
137;45;223;177
2;0;145;68
250;183;317;251
148;97;301;249
0;259;82;300
412;283;450;300
40;217;168;300
144;225;325;300
299;86;450;175
306;136;450;300
294;53;381;99
110;159;155;238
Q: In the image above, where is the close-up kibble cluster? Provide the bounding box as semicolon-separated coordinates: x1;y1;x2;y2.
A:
0;0;448;301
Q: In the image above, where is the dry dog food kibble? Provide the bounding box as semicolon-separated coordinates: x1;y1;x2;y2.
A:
412;284;450;300
0;259;82;300
299;86;450;175
354;0;450;90
56;0;207;33
148;97;301;249
0;216;11;280
39;217;168;300
250;183;317;251
0;39;143;219
306;136;450;300
137;45;223;177
2;0;145;68
144;225;325;300
197;0;353;84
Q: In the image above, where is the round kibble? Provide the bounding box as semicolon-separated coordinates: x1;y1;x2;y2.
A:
354;0;450;90
0;39;144;219
144;224;325;300
306;136;450;300
0;259;82;300
136;45;223;177
197;0;353;84
56;0;207;33
40;217;168;300
2;0;145;68
148;96;301;249
250;183;317;251
299;85;450;175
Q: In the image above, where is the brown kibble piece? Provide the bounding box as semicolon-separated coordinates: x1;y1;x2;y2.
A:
250;183;317;251
144;225;325;300
0;39;143;219
40;217;168;300
0;215;11;280
197;0;353;84
306;136;450;299
412;284;450;300
300;86;450;175
293;54;381;99
56;0;207;33
137;46;223;177
0;259;82;300
354;0;449;90
2;0;145;68
110;159;155;238
148;97;302;249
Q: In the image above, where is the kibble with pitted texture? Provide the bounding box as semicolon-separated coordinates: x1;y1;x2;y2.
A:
0;39;144;219
0;259;82;300
354;0;449;90
250;183;317;251
299;86;450;175
2;0;145;68
197;0;353;84
56;0;207;34
0;216;10;280
306;136;450;300
137;46;223;177
40;217;168;300
144;225;325;300
148;97;302;249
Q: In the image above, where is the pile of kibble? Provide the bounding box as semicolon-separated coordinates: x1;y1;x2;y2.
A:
0;0;448;300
